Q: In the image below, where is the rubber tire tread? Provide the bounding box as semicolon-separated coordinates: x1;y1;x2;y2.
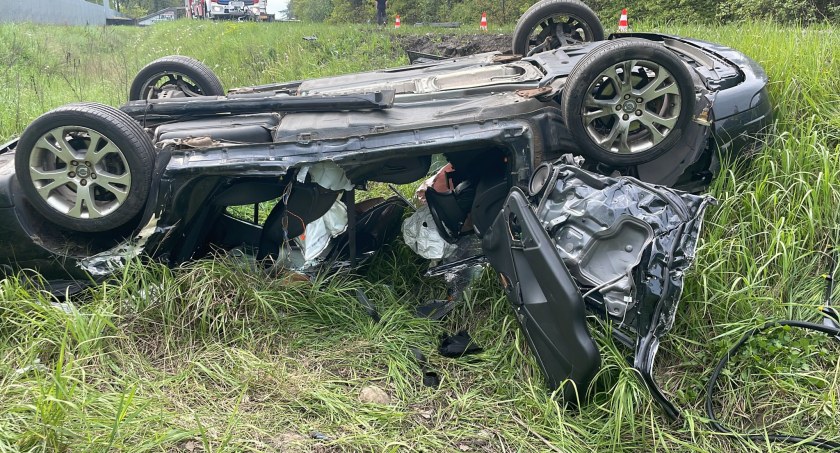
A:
561;39;696;166
512;0;604;56
129;55;224;101
15;103;155;233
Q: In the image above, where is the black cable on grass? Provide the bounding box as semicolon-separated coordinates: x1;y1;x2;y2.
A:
706;250;840;451
705;319;840;450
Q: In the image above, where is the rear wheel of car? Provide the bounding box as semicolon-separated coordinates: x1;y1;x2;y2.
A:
14;103;155;233
512;0;604;56
562;39;696;166
129;55;225;101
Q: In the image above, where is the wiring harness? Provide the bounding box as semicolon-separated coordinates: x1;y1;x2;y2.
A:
705;251;840;450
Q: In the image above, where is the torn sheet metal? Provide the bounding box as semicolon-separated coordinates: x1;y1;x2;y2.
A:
297;162;353;191
78;243;145;277
402;204;457;260
77;215;159;276
535;165;713;417
535;165;712;332
423;237;486;303
482;164;711;414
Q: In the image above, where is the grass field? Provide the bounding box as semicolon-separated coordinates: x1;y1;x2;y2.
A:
1;20;839;452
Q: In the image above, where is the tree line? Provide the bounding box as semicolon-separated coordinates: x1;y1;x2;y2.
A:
289;0;839;25
86;0;839;23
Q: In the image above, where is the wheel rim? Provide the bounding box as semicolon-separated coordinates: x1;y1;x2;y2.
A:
526;15;595;53
140;72;206;99
581;59;682;155
28;126;132;219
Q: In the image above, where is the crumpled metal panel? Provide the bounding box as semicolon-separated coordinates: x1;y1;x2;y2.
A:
534;165;713;333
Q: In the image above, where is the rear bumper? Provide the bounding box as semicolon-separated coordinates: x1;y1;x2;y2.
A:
703;38;773;153
680;35;773;153
713;87;772;154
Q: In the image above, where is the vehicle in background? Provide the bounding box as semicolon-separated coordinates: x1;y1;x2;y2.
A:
186;0;205;18
186;0;273;21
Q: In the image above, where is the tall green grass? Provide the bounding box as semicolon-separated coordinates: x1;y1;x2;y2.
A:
0;20;838;451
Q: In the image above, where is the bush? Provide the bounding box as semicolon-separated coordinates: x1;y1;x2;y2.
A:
716;0;837;23
385;0;447;24
327;0;375;24
289;0;333;22
445;0;535;26
587;0;717;25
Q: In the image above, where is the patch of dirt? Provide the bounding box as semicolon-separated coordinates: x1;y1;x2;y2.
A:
393;33;513;58
267;432;308;449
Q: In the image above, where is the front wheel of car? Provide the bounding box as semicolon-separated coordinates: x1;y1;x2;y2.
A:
14;103;155;233
512;0;604;56
129;55;225;101
562;39;696;166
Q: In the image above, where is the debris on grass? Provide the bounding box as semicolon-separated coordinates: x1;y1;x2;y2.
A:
309;430;330;440
358;385;392;404
439;331;483;358
393;33;512;57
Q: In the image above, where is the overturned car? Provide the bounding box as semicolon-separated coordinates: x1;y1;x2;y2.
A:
0;0;770;418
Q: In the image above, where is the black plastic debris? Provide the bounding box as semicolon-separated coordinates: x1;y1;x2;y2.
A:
355;288;381;323
439;331;482;358
410;348;440;388
415;299;457;321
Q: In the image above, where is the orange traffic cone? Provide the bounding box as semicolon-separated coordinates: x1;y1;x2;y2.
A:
480;12;488;31
395;14;401;28
618;9;628;32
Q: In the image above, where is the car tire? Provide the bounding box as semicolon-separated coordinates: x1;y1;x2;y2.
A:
129;55;225;101
14;103;155;233
562;39;696;166
512;0;604;56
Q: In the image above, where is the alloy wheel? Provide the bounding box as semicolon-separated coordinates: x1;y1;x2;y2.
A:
28;126;132;219
581;59;682;155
